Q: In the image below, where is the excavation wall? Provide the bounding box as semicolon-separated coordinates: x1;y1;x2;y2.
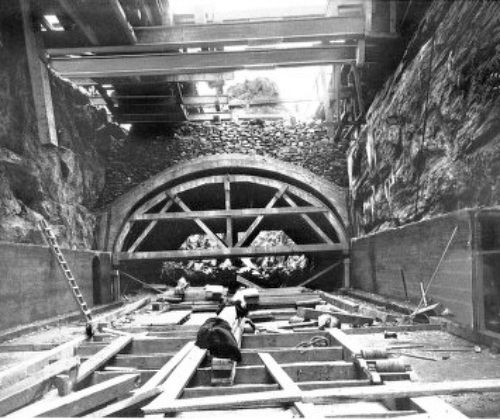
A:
0;242;112;331
349;0;500;234
0;4;123;249
351;210;474;327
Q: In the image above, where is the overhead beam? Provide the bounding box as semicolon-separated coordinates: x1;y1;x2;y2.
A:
47;16;364;56
50;45;358;79
70;72;235;86
56;0;136;46
130;206;329;221
119;244;344;261
136;15;364;45
56;0;100;45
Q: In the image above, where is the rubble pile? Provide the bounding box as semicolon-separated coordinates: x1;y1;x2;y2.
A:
99;120;349;206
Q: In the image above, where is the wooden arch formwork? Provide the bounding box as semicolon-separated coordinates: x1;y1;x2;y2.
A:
97;154;349;282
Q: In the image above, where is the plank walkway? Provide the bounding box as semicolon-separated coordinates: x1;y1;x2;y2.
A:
0;287;484;418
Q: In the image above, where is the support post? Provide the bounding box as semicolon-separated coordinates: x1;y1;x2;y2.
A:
20;0;58;146
344;257;351;288
224;175;233;247
389;0;397;33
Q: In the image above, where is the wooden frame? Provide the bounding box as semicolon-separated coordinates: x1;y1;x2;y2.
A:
115;174;347;262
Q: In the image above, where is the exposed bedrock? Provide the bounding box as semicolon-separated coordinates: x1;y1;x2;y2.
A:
0;10;123;248
350;0;500;234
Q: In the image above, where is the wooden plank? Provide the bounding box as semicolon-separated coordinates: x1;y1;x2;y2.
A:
131;206;328;221
9;374;139;417
242;331;331;349
0;343;58;352
191;361;357;386
117;72;236;83
47;16;365;55
0;336;86;389
0;357;79;416
50;45;358;78
128;199;173;252
240;347;343;365
327;329;362;359
259;353;322;419
318;291;359;312
143;390;300;414
283;193;333;244
166;191;227;249
299;261;342;287
76;335;132;385
119;244;344;261
129;337;193;353
133;311;191;326
92;297;151;327
20;0;58;146
142;346;206;414
90;341;194;417
181;379;373;399
142;378;500;413
183;384;279;399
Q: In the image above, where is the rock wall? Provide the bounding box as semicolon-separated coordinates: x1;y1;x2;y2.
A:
349;0;500;234
0;5;122;248
98;121;349;207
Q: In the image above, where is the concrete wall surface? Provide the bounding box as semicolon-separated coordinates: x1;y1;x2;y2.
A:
0;241;112;331
351;210;474;327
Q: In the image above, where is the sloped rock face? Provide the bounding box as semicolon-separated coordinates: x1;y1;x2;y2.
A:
0;9;121;248
350;0;500;234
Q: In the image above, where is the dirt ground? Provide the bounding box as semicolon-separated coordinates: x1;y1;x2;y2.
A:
349;330;500;417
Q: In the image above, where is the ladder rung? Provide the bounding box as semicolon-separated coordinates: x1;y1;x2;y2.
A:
41;221;91;322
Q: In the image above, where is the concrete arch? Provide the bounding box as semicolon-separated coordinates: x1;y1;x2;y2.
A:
97;153;349;258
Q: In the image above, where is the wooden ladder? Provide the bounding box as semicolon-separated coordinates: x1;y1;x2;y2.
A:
38;219;92;323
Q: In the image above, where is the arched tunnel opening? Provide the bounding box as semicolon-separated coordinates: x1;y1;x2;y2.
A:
106;154;349;293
